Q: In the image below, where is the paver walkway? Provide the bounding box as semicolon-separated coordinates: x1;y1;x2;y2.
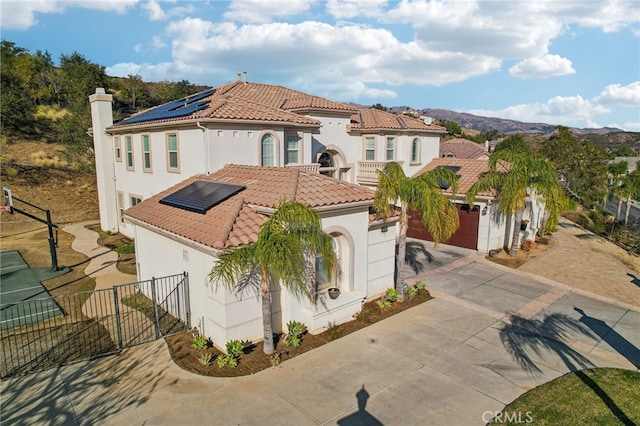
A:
1;221;638;425
65;222;156;347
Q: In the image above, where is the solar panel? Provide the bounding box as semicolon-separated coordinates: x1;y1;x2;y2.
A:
118;89;215;125
159;180;245;214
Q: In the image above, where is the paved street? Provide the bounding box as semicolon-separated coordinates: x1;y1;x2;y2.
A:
1;224;639;425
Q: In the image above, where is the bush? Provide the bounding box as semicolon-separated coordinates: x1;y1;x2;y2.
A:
285;320;306;348
192;335;208;350
198;353;212;366
114;244;135;254
405;285;417;300
225;340;243;357
385;288;398;302
415;281;426;290
377;299;392;310
216;354;238;368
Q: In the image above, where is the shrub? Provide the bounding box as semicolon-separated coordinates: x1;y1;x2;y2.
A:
415;281;426;290
114;244;135;254
354;309;372;324
216;354;238;368
192;335;208;350
198;353;212;366
271;353;281;367
377;299;392;310
405;285;417;300
225;340;243;357
385;288;398;302
285;320;306;348
326;322;343;340
285;334;301;348
286;320;305;337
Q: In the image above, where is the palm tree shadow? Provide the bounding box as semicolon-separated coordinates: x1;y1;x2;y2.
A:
403;241;434;275
626;273;640;288
500;313;635;425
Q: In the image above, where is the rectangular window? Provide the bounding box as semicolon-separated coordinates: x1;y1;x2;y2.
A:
142;135;152;172
365;137;375;161
130;195;142;207
286;135;299;164
114;136;122;162
386;137;395;161
166;133;179;172
125;136;134;170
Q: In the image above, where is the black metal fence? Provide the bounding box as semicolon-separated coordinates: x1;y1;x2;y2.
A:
0;273;190;378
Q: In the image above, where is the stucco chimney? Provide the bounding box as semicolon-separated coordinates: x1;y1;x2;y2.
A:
243;71;247;84
89;88;118;233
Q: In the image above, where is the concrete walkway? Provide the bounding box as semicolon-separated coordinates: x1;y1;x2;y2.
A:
1;224;639;425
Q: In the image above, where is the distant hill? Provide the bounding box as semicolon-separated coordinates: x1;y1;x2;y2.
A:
377;106;639;154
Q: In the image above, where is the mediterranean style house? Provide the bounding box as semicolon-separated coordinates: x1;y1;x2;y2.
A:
89;78;446;239
123;164;396;344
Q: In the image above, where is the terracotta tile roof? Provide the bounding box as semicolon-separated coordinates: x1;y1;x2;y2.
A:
349;109;446;133
124;164;374;249
440;138;490;159
111;81;357;130
413;158;504;198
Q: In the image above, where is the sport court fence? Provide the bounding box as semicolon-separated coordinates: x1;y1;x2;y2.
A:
0;273;190;378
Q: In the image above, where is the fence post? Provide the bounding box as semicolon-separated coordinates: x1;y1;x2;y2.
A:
183;271;191;328
112;286;124;349
150;277;161;339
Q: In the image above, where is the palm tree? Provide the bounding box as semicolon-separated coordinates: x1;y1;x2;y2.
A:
374;162;459;300
619;171;640;225
208;200;335;355
467;146;566;256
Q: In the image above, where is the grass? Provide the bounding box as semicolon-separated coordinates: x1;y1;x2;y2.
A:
489;368;640;425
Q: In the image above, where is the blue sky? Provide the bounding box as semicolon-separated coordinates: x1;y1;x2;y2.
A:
2;0;639;131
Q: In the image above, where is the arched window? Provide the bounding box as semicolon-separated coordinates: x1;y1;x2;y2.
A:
261;133;275;166
411;138;420;163
315;238;339;291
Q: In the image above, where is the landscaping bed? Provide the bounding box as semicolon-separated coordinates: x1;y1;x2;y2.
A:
165;288;432;377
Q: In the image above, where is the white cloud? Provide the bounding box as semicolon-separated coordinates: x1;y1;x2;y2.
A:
133;43;143;53
152;35;167;49
0;0;137;30
326;0;388;19
106;62;142;77
223;0;316;24
509;55;576;79
141;0;165;21
594;81;640;107
157;18;500;99
467;95;611;128
623;122;640;131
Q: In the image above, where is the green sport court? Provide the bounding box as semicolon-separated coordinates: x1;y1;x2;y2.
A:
0;251;69;330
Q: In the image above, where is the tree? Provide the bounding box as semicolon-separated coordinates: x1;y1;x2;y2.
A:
618;171;640;225
539;126;608;209
467;145;566;256
59;51;107;110
0;40;36;132
208;200;335;355
445;120;462;136
374;162;460;300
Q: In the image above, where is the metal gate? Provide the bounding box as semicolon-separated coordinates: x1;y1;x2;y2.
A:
1;273;190;378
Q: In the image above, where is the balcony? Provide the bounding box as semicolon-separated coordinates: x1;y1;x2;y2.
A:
285;163;321;173
356;161;404;185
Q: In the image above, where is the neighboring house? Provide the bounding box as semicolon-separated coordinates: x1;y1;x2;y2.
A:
89;78;446;238
410;158;532;253
611;157;640;174
440;138;490;160
123;164;396;346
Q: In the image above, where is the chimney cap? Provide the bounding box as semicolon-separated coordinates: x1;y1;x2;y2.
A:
95;88;106;94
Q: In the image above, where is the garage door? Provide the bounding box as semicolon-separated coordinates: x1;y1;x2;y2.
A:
407;203;480;250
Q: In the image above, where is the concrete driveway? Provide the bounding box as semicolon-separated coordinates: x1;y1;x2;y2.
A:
2;241;639;425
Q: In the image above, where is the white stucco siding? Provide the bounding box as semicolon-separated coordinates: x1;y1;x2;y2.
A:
366;224;396;298
131;224;266;349
476;202;509;253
